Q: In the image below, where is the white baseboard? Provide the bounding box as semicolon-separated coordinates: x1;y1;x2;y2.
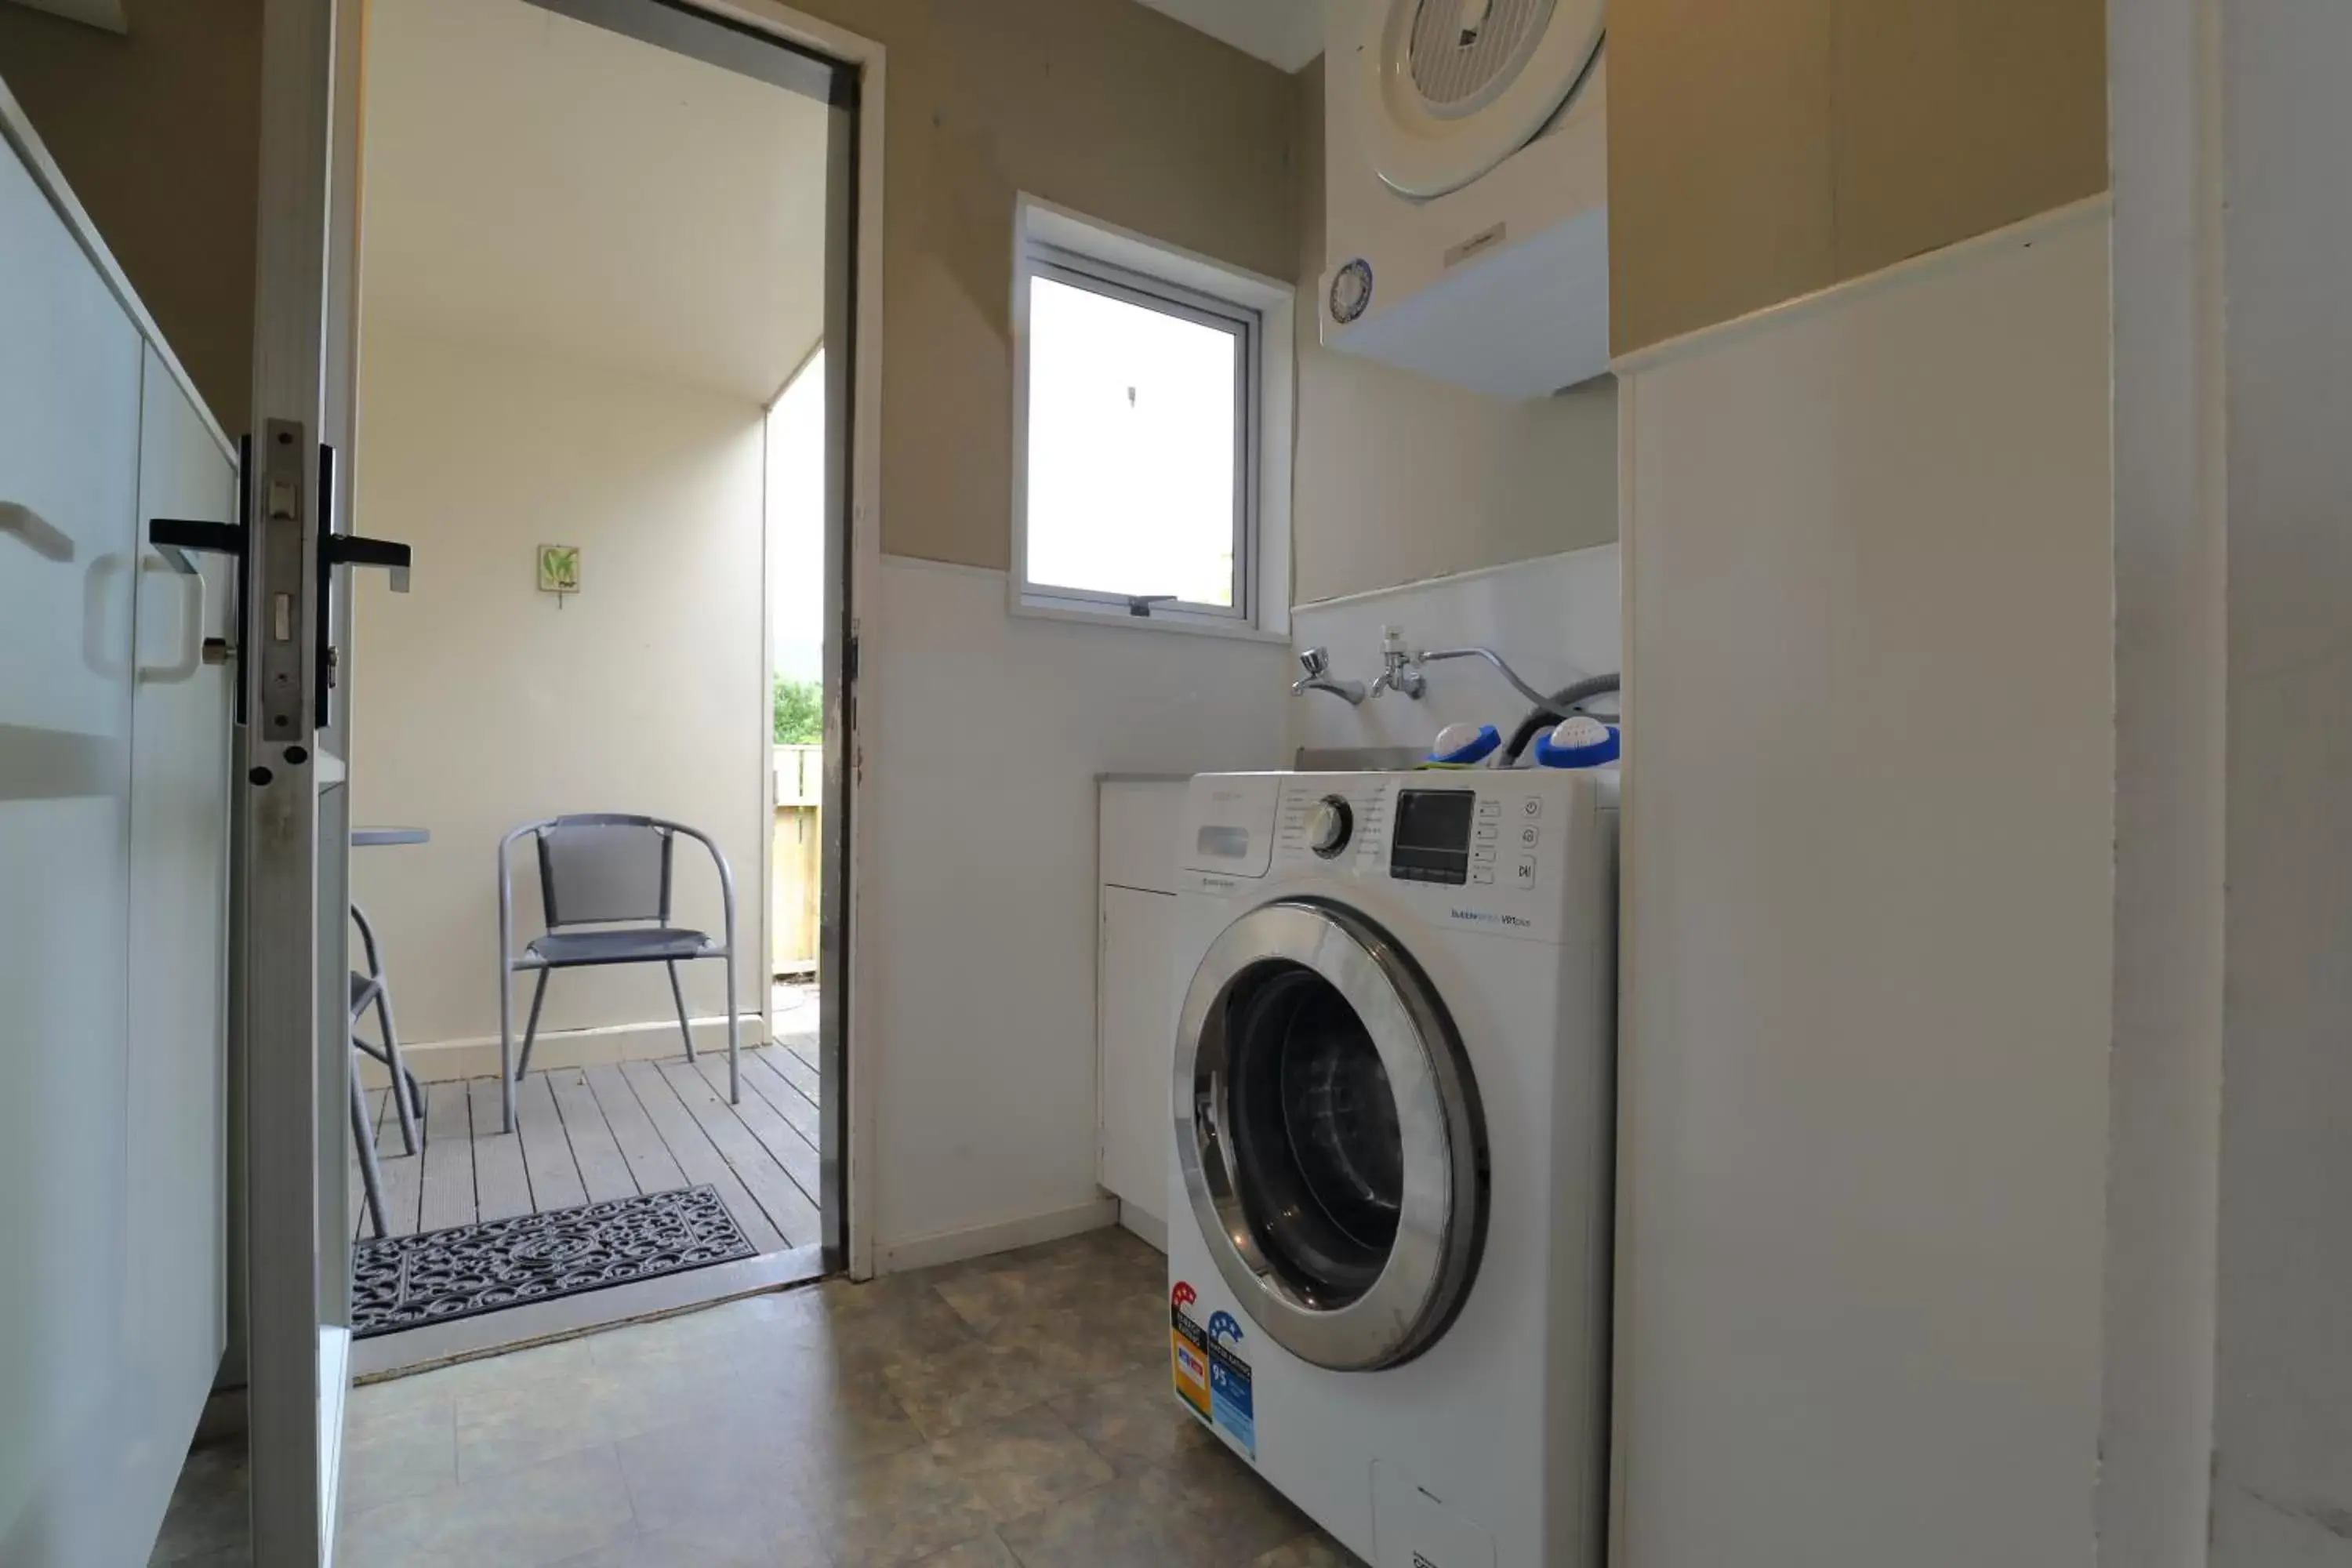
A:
354;1013;763;1088
873;1197;1119;1276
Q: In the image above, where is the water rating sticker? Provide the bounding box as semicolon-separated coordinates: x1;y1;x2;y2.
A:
1207;1310;1256;1460
1171;1281;1212;1423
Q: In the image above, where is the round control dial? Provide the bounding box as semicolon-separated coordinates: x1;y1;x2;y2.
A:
1307;795;1355;858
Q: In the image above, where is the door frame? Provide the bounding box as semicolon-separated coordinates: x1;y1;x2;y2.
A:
520;0;884;1283
252;0;889;1301
596;0;888;1282
238;0;886;1554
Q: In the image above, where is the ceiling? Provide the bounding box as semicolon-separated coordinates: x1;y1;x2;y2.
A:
361;0;830;405
1134;0;1323;72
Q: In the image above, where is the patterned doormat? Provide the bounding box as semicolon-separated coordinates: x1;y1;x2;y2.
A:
354;1185;756;1339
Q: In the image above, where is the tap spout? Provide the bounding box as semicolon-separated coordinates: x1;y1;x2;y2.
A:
1291;647;1366;706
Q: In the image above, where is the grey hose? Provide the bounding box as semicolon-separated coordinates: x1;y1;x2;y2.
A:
1501;673;1622;764
1417;647;1554;710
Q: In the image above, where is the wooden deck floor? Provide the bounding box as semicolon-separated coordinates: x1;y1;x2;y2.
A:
354;1031;824;1254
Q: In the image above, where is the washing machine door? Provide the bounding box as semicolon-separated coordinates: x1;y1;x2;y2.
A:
1175;898;1489;1371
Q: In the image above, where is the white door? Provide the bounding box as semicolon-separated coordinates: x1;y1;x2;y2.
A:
240;0;381;1559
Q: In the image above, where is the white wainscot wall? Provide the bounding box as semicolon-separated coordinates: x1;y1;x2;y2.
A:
1287;542;1622;760
1612;200;2114;1568
860;556;1290;1269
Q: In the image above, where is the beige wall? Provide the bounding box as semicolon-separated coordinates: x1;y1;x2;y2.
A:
0;0;1298;568
348;318;771;1052
782;0;1300;568
1610;0;2109;354
0;0;260;434
1291;56;1617;605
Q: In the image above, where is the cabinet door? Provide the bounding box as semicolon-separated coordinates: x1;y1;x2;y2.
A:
1099;780;1188;895
1098;884;1178;1228
0;136;147;1563
121;347;238;1549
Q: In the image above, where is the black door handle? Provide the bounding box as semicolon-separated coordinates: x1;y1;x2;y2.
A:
148;517;245;574
313;444;415;727
323;532;412;589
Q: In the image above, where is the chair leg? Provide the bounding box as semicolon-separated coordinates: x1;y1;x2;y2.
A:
499;960;516;1134
666;960;696;1062
372;979;421;1156
516;970;552;1083
724;950;740;1105
350;1064;388;1241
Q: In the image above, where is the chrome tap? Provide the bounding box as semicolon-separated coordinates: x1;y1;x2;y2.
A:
1291;647;1365;705
1368;626;1426;701
1369;624;1557;709
1414;645;1552;709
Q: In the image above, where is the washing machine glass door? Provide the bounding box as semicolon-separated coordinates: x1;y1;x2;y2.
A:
1175;899;1489;1371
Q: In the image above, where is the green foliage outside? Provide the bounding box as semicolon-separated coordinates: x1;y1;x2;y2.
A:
773;677;825;746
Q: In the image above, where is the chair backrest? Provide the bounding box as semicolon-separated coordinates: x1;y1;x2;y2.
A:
534;815;673;928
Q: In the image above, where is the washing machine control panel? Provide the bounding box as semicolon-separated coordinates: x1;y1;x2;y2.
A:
1258;772;1601;928
1388;783;1552;892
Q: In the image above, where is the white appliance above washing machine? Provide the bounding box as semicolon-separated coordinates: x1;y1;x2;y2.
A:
1167;770;1617;1566
1319;0;1610;399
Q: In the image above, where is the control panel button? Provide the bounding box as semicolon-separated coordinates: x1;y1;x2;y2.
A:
1472;868;1495;885
1519;825;1541;848
1472;847;1496;866
1512;855;1538;887
1476;799;1501;820
1522;797;1542;818
1474;823;1498;844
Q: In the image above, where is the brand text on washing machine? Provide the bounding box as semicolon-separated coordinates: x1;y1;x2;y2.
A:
1449;907;1534;930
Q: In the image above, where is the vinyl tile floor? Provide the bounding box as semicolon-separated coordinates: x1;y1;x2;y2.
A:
149;1228;1365;1566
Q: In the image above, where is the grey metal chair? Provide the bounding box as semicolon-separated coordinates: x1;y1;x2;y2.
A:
350;906;423;1242
496;815;740;1132
350;1053;388;1241
351;905;423;1156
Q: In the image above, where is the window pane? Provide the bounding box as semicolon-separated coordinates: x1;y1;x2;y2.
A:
1026;275;1240;608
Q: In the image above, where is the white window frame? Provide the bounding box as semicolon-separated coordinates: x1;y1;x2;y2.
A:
1011;195;1294;641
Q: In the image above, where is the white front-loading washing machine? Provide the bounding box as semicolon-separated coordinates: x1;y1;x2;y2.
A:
1165;770;1615;1568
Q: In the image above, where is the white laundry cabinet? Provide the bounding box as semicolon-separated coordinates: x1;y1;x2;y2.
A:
1;109;238;1563
1095;776;1189;1247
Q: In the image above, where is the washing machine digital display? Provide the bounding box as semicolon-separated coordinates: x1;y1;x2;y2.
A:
1389;789;1476;884
1196;825;1252;861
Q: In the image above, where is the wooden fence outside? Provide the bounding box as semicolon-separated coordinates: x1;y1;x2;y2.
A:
771;745;822;976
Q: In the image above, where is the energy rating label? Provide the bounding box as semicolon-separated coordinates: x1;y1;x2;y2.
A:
1207;1310;1255;1460
1171;1280;1213;1423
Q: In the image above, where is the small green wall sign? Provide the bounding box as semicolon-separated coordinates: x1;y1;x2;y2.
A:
538;544;581;597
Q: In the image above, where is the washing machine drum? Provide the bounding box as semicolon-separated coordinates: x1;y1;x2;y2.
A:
1176;899;1490;1371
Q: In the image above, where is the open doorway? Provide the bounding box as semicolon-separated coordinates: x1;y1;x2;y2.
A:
339;0;855;1367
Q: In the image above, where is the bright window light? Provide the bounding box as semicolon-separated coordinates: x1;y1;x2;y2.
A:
1022;267;1248;613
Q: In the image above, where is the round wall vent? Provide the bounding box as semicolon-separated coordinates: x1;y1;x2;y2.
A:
1330;259;1375;325
1367;0;1605;199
